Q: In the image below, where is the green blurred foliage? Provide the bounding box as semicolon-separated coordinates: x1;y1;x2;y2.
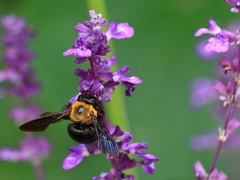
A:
0;0;239;179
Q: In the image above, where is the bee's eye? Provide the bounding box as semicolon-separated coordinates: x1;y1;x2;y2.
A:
78;106;84;114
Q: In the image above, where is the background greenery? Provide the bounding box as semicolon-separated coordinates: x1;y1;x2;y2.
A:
0;0;239;179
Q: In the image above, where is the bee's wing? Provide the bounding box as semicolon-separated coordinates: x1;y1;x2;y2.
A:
19;110;70;132
91;114;119;158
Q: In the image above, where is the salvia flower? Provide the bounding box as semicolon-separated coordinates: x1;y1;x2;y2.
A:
194;19;236;53
62;10;157;179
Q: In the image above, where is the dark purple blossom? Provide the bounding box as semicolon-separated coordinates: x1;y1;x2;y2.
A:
63;10;142;101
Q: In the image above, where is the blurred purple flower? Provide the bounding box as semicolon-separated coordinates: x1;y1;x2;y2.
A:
1;14;40;99
195;40;218;60
0;136;51;163
106;21;134;41
191;131;240;151
193;161;227;180
9;104;41;123
189;78;217;108
1;15;51;180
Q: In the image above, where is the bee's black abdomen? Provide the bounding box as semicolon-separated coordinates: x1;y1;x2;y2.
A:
67;123;97;144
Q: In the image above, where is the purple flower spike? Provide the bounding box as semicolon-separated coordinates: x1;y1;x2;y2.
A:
62;10;157;179
106;21;134;41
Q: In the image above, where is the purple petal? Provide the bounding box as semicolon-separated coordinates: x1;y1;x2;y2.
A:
226;117;240;135
119;75;143;84
76;48;92;57
68;93;80;106
62;144;89;170
122;142;148;152
89;10;108;26
75;23;90;32
219;57;231;69
62;152;84;170
112;66;129;81
195;19;221;37
204;37;229;53
190;133;218;150
106;21;134;41
193;161;208;180
225;0;239;6
125;175;135;180
104;120;123;137
214;81;227;95
9;104;41;123
118;153;136;170
142;162;155;174
122;132;132;146
63;48;75;56
189;78;217;108
75;57;87;64
0;148;21;161
209;168;228;180
75;68;87;78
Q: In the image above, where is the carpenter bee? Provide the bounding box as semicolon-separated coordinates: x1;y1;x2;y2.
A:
19;92;119;158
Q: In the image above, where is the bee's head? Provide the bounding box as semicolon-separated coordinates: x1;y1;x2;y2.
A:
77;92;98;106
